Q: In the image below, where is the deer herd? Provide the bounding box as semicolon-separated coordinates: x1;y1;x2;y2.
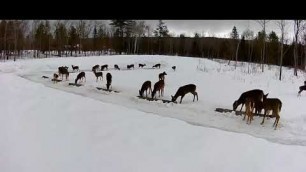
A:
51;60;306;130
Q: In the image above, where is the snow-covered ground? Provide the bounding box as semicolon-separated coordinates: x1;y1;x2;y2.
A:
1;55;306;171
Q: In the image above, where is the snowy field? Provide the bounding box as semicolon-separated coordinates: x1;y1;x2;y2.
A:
1;55;306;171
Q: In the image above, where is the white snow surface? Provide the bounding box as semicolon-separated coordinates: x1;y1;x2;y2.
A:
1;55;306;172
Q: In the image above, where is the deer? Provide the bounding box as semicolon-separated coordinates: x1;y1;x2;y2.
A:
93;71;103;82
71;65;79;72
106;73;112;90
260;93;282;130
152;63;161;68
75;72;86;84
53;73;59;83
172;66;176;71
152;80;165;99
139;63;146;68
233;89;264;115
159;71;167;80
101;64;108;71
58;66;69;80
243;97;256;124
139;80;152;97
114;64;120;70
171;84;198;104
298;81;306;96
127;64;134;69
92;65;100;72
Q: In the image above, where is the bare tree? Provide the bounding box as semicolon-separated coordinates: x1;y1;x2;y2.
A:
242;28;254;73
276;20;288;80
293;20;303;76
256;20;270;72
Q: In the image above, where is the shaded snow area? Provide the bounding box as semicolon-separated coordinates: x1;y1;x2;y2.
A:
1;55;306;172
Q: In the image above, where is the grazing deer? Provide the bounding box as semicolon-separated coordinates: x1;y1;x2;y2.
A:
53;73;59;83
127;64;134;69
93;71;103;82
101;64;108;71
152;80;165;99
58;66;69;80
75;72;86;84
114;64;120;70
139;80;152;97
172;66;176;71
152;63;161;68
171;84;198;104
243;98;256;124
71;65;79;72
139;63;146;68
159;71;167;80
106;73;112;90
233;89;264;115
92;65;100;72
260;93;282;130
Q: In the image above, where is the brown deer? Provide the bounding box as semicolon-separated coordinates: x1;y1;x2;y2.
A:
106;73;112;90
233;89;264;115
92;65;100;72
260;93;282;130
139;81;152;97
75;72;86;84
243;97;256;124
298;82;306;96
172;66;176;71
93;71;103;82
152;80;165;99
159;71;167;80
152;63;161;68
71;65;79;72
114;64;120;70
127;64;134;69
171;84;198;104
101;65;108;71
139;63;146;68
53;73;59;83
58;66;69;80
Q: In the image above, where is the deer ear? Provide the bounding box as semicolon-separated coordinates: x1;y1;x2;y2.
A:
265;93;269;97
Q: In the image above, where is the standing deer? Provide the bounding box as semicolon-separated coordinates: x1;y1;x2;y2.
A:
93;71;103;82
298;81;306;96
139;80;152;97
53;73;59;83
152;80;165;99
260;93;282;130
58;66;69;80
171;84;198;104
243;97;256;124
127;64;134;69
101;64;108;71
159;71;167;80
233;89;264;115
71;65;79;72
139;63;146;68
152;63;161;68
75;72;86;84
114;64;120;70
106;73;112;90
92;65;100;72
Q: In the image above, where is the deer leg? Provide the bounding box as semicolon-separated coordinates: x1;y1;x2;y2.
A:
180;95;185;104
146;90;148;97
240;104;244;112
261;109;267;125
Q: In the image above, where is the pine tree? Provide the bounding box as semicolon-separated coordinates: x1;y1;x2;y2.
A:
231;26;239;39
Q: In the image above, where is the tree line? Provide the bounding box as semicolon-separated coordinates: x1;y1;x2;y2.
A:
1;20;306;79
